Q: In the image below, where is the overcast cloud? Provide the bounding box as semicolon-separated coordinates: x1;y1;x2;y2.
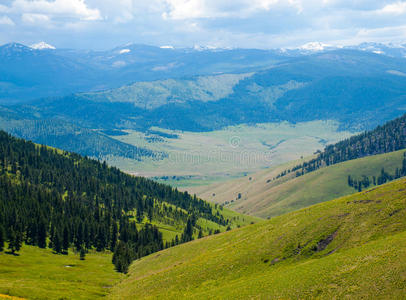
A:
0;0;405;49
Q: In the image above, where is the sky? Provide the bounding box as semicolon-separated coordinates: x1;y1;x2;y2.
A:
0;0;406;50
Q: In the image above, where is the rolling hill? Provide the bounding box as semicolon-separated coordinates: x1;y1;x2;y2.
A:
191;149;406;218
109;178;406;299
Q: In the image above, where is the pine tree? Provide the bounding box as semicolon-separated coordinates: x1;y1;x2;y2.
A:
112;241;132;273
37;220;47;248
8;229;22;254
110;222;118;252
0;225;4;252
53;231;62;254
80;247;86;260
63;225;70;254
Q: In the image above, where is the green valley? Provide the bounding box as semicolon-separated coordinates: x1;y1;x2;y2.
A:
108;120;353;186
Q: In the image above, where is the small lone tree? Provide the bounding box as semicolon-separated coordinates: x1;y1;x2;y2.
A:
79;247;86;260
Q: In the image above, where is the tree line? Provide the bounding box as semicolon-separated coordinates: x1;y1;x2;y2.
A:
347;152;406;192
274;113;406;180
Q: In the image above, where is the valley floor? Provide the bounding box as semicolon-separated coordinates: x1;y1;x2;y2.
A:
108;121;353;187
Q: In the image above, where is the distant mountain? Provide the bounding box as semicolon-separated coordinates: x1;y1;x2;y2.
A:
16;49;405;132
346;42;406;58
0;43;100;103
0;42;290;104
284;41;406;58
1;41;405;105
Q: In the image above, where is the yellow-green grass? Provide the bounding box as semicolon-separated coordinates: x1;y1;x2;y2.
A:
108;121;353;187
108;178;406;299
127;199;261;243
0;247;122;300
191;149;406;218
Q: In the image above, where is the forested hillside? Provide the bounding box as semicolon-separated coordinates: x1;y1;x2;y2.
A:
0;131;249;273
278;112;406;179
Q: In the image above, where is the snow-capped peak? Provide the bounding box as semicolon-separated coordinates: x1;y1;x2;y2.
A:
299;42;332;51
160;45;174;49
30;42;56;50
119;49;131;54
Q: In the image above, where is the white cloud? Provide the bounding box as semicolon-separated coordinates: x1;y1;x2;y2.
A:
0;5;10;13
21;13;50;24
12;0;102;21
0;0;405;50
160;0;301;20
379;1;406;15
0;15;14;25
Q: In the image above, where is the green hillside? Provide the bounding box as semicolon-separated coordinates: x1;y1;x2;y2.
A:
109;178;406;299
0;130;256;277
192;149;406;218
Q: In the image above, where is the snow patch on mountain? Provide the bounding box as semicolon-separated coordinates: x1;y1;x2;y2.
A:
160;45;174;49
30;42;56;50
299;42;333;51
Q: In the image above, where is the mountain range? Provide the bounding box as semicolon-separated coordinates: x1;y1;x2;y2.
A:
1;41;406;104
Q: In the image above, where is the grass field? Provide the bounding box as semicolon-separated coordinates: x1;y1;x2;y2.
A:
136;205;261;243
0;206;259;300
108;178;406;299
0;247;122;300
189;149;406;218
107;120;353;187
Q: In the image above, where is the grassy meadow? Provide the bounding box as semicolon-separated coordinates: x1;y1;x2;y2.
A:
109;178;406;299
107;120;354;187
0;246;122;300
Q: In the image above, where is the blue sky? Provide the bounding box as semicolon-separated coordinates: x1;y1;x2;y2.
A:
0;0;406;49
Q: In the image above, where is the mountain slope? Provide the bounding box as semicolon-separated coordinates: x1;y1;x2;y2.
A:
0;130;256;271
109;178;406;299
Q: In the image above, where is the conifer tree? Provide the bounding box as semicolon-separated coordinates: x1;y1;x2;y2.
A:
37;221;47;248
80;247;86;260
0;225;4;252
63;226;70;254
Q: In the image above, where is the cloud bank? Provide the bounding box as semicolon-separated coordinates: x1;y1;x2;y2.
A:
0;0;405;49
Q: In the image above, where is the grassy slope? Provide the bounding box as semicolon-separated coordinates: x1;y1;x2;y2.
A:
138;206;261;243
0;209;257;300
190;149;406;218
0;247;122;300
109;178;406;299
